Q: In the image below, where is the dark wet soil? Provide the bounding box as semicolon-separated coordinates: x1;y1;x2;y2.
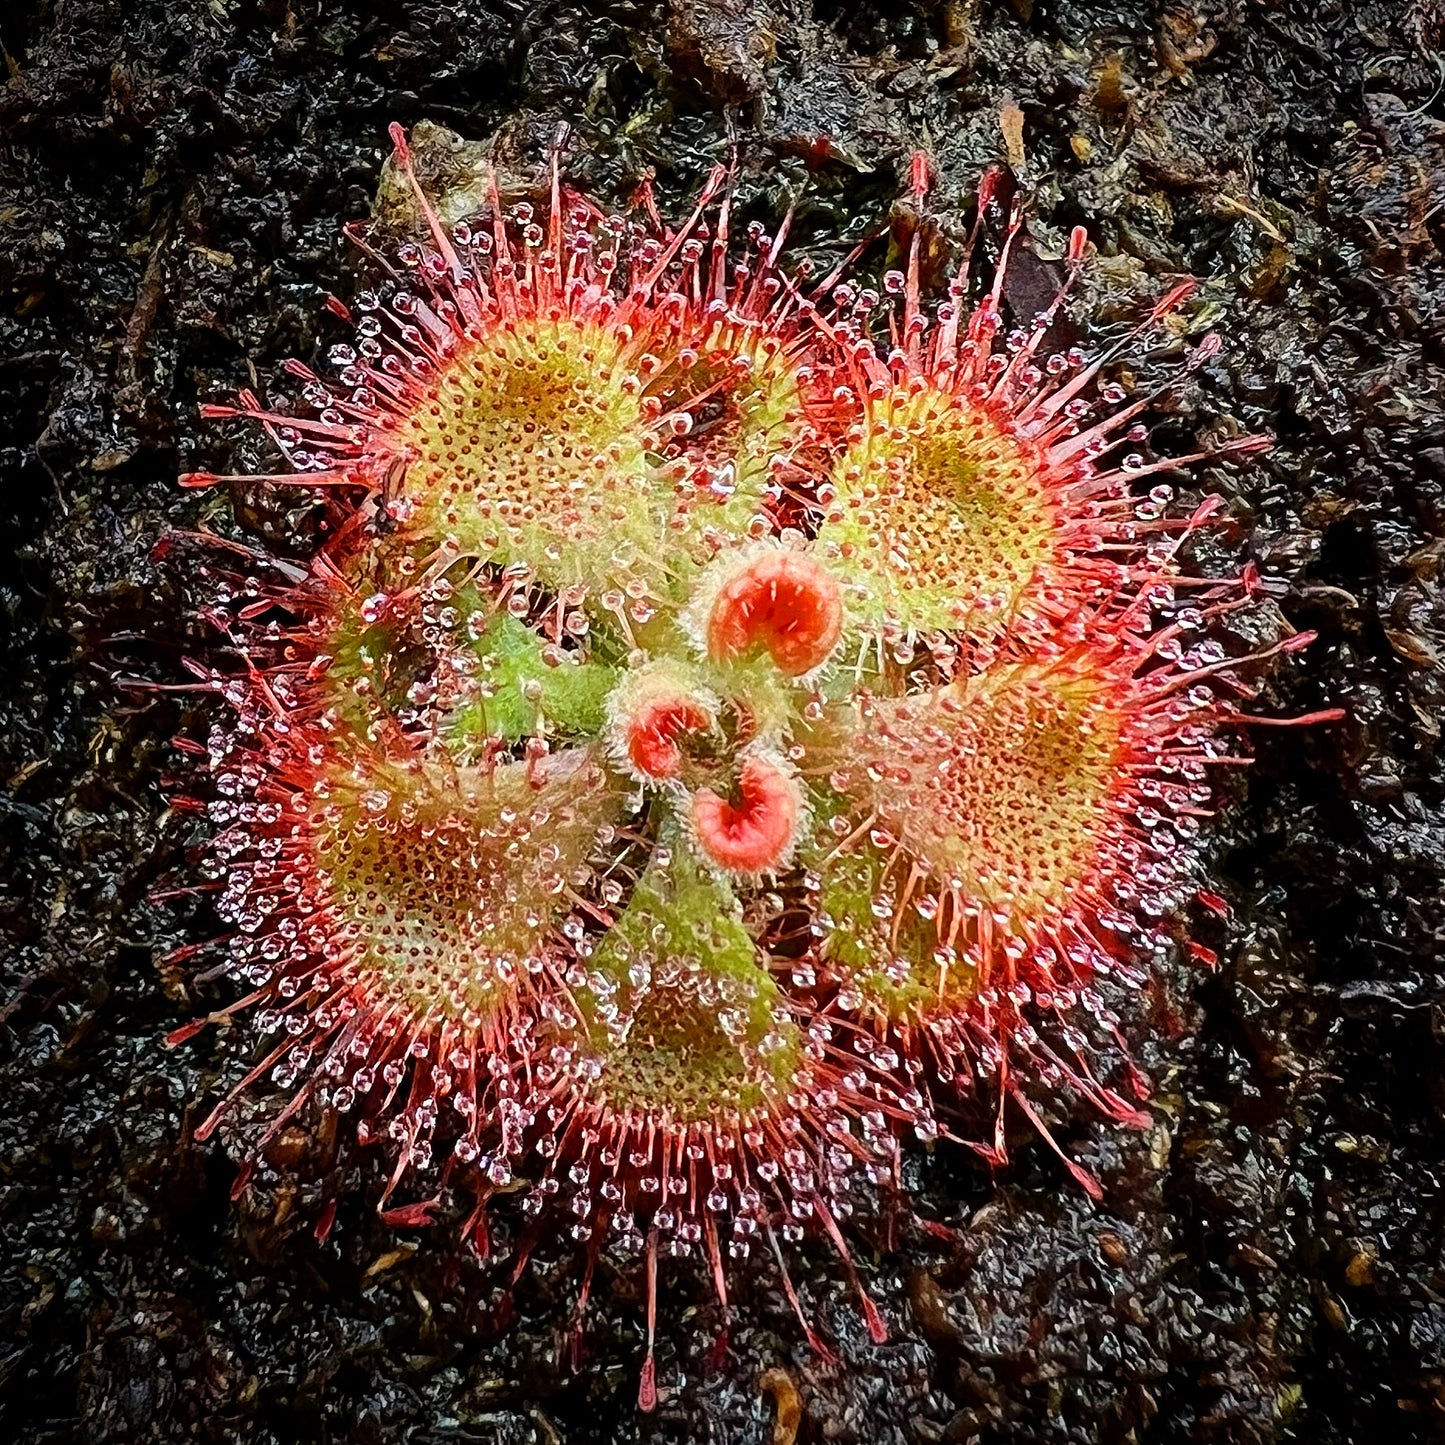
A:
2;1;1443;1441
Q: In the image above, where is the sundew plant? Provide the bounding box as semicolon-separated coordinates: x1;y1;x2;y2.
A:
168;128;1331;1405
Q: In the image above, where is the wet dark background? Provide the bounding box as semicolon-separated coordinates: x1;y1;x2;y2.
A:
2;0;1443;1440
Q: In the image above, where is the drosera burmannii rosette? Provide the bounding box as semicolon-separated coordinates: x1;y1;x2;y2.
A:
165;127;1340;1404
